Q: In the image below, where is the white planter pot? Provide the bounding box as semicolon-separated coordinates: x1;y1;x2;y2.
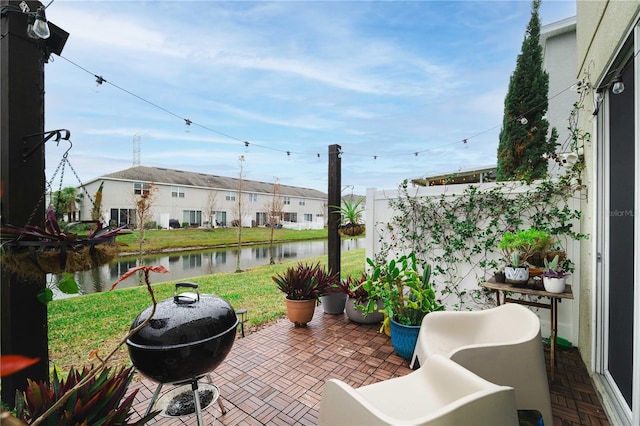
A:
504;266;529;284
543;277;566;293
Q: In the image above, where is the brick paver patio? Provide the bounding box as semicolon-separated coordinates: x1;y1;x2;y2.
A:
128;308;609;425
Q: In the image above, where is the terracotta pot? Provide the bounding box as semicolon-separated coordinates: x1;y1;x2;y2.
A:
285;298;316;327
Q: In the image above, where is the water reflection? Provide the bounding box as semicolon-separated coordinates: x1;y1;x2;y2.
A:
52;239;364;297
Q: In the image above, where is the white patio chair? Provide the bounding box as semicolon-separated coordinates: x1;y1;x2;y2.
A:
318;354;518;425
410;303;552;426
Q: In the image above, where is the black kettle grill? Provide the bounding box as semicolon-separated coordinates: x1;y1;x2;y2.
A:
127;282;238;423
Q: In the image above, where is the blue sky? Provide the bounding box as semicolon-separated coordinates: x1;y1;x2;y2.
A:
44;0;576;195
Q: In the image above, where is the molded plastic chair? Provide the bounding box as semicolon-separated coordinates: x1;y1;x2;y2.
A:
410;303;552;426
318;354;518;425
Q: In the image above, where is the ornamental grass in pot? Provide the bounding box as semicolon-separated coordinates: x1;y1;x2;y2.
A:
273;262;339;327
361;253;443;360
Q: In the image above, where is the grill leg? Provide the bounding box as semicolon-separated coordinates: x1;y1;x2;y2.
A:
192;380;203;426
204;374;227;414
145;383;163;417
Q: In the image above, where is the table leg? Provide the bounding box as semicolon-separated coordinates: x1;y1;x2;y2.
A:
495;290;502;306
550;298;558;380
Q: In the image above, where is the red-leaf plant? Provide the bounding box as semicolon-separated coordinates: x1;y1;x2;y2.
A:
1;205;129;243
9;265;168;425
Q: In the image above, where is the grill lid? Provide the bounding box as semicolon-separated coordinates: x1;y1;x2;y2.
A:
128;282;238;350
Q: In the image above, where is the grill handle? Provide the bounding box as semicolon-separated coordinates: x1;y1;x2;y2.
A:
174;282;200;304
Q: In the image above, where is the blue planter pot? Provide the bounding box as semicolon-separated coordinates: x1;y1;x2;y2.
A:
390;319;420;361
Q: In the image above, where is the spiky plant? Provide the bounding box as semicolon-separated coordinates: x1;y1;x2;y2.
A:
14;365;158;425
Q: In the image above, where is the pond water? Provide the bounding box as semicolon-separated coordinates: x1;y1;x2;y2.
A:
50;238;365;298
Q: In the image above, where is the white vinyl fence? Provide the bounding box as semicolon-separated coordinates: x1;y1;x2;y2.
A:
364;181;581;345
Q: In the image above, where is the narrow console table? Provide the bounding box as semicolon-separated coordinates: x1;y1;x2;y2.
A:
481;278;573;380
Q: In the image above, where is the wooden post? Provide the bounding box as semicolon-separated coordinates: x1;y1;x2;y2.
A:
1;0;50;404
327;144;341;277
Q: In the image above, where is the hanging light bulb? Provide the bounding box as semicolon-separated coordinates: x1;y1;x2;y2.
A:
27;7;50;39
610;75;624;95
519;117;528;125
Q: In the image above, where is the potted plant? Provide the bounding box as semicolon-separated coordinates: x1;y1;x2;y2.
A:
542;255;570;293
333;273;384;324
1;205;129;279
273;262;339;327
498;229;552;285
494;267;506;283
361;253;443;360
503;252;530;285
334;197;365;237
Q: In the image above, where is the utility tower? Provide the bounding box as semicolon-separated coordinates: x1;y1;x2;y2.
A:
133;133;141;166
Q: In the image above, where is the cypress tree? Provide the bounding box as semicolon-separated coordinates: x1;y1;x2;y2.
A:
496;0;557;181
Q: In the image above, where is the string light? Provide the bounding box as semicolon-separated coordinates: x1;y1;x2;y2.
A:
56;54;586;165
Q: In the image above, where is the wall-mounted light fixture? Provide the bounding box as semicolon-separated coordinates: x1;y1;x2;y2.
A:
610;74;625;95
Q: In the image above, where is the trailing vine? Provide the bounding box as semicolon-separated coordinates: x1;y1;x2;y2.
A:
374;81;591;311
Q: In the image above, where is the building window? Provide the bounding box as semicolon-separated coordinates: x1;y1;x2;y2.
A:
183;210;202;226
133;182;150;195
110;208;136;227
215;211;227;227
226;191;236;201
283;212;297;222
299;198;305;206
249;193;258;202
284;196;291;205
171;186;185;198
304;213;312;222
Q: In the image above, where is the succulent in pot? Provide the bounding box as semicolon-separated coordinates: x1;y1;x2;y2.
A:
542;255;570;293
503;252;530;285
273;262;339;327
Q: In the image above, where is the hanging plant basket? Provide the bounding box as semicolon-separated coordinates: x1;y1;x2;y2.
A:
338;223;365;237
1;238;119;279
1;203;129;279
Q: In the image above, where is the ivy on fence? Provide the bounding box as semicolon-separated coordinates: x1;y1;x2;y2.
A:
375;177;586;310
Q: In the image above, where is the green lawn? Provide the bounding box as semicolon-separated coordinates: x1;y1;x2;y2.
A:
48;248;366;372
116;227;330;253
